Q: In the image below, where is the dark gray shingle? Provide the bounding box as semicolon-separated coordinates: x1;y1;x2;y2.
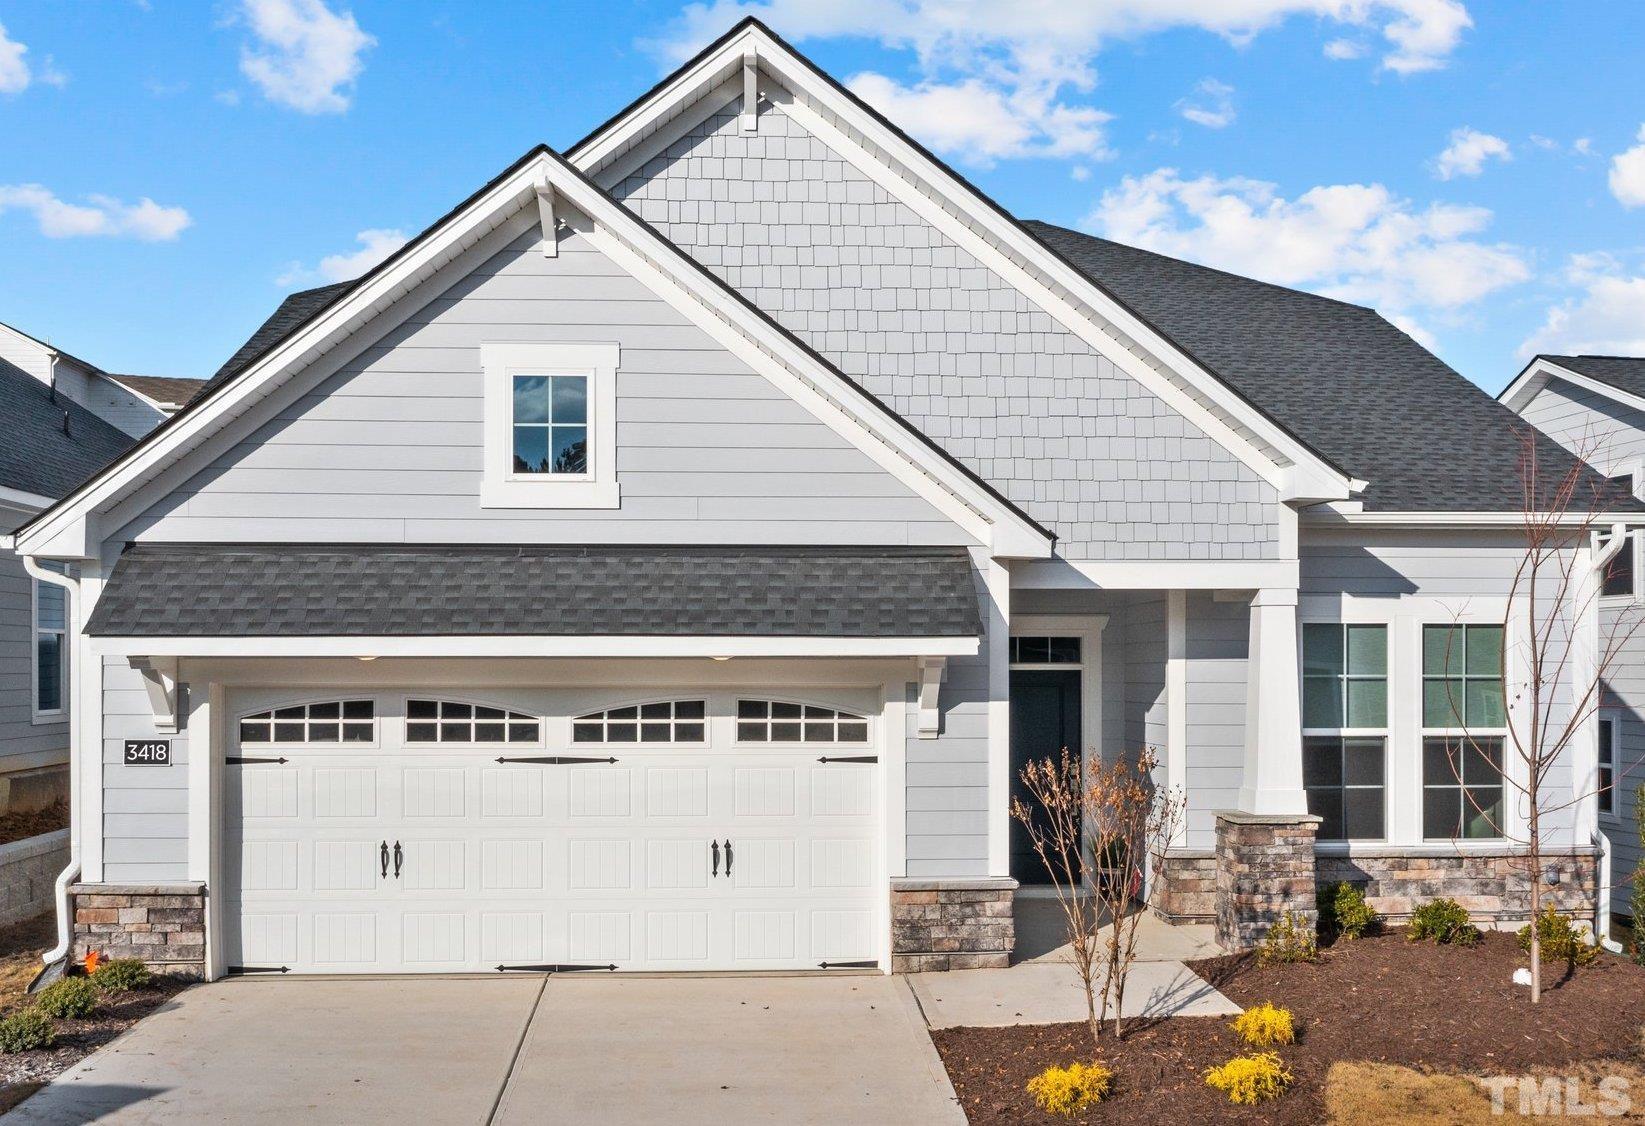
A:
1539;355;1645;400
0;364;136;499
1024;221;1626;512
207;281;354;388
87;543;982;638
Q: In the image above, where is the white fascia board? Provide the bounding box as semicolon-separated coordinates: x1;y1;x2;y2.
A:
0;486;52;513
569;25;1354;503
1013;557;1299;591
1305;510;1645;527
12;157;548;559
1502;357;1645;420
90;635;980;659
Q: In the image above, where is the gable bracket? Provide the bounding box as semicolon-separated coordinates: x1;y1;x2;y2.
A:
916;655;947;739
742;49;758;132
534;180;558;258
131;656;180;735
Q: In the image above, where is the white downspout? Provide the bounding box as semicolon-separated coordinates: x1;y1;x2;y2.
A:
1596;830;1623;954
22;556;81;966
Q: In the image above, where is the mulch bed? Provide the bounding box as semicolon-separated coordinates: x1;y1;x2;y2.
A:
0;800;67;849
933;929;1645;1123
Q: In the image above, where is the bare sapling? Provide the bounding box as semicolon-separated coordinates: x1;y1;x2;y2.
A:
1441;427;1643;1002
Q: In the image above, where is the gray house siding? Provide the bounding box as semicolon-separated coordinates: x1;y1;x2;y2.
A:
101;657;189;882
0;510;69;772
52;361;166;439
1602;599;1645;920
607;93;1282;561
1519;378;1645;475
117;222;970;548
1184;593;1248;846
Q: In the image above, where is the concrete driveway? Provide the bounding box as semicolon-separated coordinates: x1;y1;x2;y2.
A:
6;974;963;1126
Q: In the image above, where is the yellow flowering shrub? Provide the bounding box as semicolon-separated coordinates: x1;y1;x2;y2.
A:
1026;1060;1114;1116
1230;1001;1295;1047
1205;1052;1293;1105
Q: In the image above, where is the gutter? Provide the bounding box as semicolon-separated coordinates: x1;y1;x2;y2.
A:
1595;829;1624;954
21;557;80;973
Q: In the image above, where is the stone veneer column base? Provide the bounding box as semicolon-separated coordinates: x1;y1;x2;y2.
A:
1151;849;1217;923
890;877;1016;972
70;883;206;978
1316;847;1600;926
1215;811;1321;952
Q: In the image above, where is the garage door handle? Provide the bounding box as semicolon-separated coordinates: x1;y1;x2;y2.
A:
393;841;403;879
710;839;720;878
379;841;390;879
724;839;733;878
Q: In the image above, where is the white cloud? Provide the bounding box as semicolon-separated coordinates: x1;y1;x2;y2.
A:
0;184;191;240
1085;168;1528;317
1574;137;1594;156
239;0;374;114
1433;127;1510;180
1522;254;1645;357
1176;78;1235;129
847;73;1110;165
0;21;34;93
277;228;407;286
648;2;1470;165
1323;37;1365;60
1609;125;1645;208
1070;166;1091;182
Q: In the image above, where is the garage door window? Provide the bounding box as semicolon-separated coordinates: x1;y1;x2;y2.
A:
736;700;869;743
239;700;375;745
405;699;540;744
573;700;706;744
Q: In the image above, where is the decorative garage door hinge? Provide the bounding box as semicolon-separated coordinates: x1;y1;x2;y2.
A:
818;960;878;969
816;755;877;764
495;963;618;973
226;756;289;765
227;965;290;975
493;755;619;765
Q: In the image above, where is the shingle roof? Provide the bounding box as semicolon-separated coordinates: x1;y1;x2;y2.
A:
86;543;983;638
107;374;207;408
1024;221;1629;512
207;281;353;388
1538;355;1645;400
0;364;136;499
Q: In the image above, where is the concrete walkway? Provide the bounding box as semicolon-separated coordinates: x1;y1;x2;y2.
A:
8;974;964;1126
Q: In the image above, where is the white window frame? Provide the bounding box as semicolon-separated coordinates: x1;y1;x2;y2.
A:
1598;708;1620;822
1598;527;1644;604
31;563;68;723
480;341;620;509
402;696;545;748
235;698;381;749
571;698;710;747
1300;622;1389;842
1419;621;1508;843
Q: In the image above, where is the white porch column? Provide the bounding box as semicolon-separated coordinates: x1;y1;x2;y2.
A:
984;557;1011;877
1237;587;1309;815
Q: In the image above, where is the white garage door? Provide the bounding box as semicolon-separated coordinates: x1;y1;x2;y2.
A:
223;693;882;974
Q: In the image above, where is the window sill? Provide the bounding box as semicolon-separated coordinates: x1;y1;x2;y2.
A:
30;711;66;727
480;479;621;510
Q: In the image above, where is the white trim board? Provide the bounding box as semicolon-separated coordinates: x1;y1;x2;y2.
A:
14;148;1052;562
1500;356;1645;418
570;21;1356;505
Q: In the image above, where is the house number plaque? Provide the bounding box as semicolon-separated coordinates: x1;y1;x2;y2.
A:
123;740;171;766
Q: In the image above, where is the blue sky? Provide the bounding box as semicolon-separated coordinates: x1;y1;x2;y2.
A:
2;1;1644;392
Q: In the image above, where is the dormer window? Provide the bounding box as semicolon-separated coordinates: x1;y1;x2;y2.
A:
482;342;619;508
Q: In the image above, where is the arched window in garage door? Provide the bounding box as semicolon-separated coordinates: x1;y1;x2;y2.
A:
238;700;376;745
404;699;540;744
735;701;869;744
572;700;706;744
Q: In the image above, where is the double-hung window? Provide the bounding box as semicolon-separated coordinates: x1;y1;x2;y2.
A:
481;342;619;508
1598;711;1619;818
1301;623;1387;840
1420;623;1506;840
32;563;68;719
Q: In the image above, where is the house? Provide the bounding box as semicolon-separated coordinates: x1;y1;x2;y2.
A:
0;323;202;822
10;19;1632;979
1504;354;1645;930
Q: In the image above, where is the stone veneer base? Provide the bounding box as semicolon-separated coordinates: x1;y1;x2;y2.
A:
890;877;1016;972
70;883;206;978
1316;847;1599;925
1215;811;1322;952
1152;849;1217;923
0;829;69;928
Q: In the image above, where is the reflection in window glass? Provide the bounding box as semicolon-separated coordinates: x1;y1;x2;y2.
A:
512;374;588;475
1422;736;1504;839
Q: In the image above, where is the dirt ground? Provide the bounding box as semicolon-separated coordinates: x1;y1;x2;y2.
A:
0;800;66;849
933;929;1645;1123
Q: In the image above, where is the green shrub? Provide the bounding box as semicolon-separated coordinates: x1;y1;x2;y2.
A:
1026;1060;1114;1115
90;958;152;993
1407;898;1480;946
1632;784;1645;966
1204;1052;1292;1104
0;1008;55;1054
1517;905;1599;969
34;977;98;1019
1258;911;1318;965
1318;881;1379;940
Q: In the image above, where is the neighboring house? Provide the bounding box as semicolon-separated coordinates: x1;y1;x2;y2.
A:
1504;354;1645;926
11;20;1635;979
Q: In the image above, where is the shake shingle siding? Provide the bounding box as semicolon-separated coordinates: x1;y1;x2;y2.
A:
609;96;1282;560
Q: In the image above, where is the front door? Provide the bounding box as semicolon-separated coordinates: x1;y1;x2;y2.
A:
1008;669;1082;885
